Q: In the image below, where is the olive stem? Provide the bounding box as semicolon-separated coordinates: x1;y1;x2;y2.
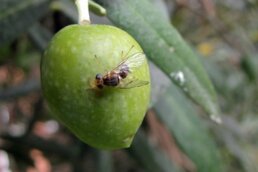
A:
75;0;91;25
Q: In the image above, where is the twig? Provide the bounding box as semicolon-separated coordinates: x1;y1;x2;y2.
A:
23;98;44;137
0;144;34;166
89;0;106;16
28;23;52;53
0;134;77;159
146;110;196;172
75;0;91;24
0;79;40;101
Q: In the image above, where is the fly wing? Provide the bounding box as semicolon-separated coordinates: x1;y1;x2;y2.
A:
124;53;146;72
113;52;146;73
116;78;149;89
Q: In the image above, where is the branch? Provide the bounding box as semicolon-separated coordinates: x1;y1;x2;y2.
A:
0;134;77;159
75;0;91;24
23;98;44;136
0;79;40;101
146;110;196;172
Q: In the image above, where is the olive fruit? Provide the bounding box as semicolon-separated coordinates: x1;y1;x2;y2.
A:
41;24;150;149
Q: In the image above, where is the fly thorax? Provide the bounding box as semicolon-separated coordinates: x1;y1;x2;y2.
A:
103;74;120;86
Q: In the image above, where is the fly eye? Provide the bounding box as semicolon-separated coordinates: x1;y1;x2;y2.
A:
95;74;102;80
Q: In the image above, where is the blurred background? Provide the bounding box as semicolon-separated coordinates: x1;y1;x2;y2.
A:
1;0;258;171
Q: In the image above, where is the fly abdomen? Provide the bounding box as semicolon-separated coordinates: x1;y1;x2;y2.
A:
119;65;130;79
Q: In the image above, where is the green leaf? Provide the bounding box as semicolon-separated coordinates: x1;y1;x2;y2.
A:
213;117;258;172
28;23;52;52
154;84;224;172
98;0;220;120
241;55;258;82
129;130;182;172
0;0;50;46
95;150;113;172
89;0;106;16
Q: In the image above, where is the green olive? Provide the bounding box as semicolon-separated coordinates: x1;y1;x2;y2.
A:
41;24;150;149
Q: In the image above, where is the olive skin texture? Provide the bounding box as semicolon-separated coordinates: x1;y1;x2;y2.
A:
41;24;150;149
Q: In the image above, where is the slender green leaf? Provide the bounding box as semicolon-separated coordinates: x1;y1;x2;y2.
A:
0;0;50;46
241;55;258;81
98;0;220;120
28;23;52;52
89;0;106;16
213;117;258;172
128;130;182;172
0;0;23;12
96;150;113;172
154;84;224;172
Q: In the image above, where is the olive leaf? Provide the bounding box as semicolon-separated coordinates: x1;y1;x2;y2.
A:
0;0;50;46
98;0;220;121
95;150;113;172
154;84;224;172
129;130;182;172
